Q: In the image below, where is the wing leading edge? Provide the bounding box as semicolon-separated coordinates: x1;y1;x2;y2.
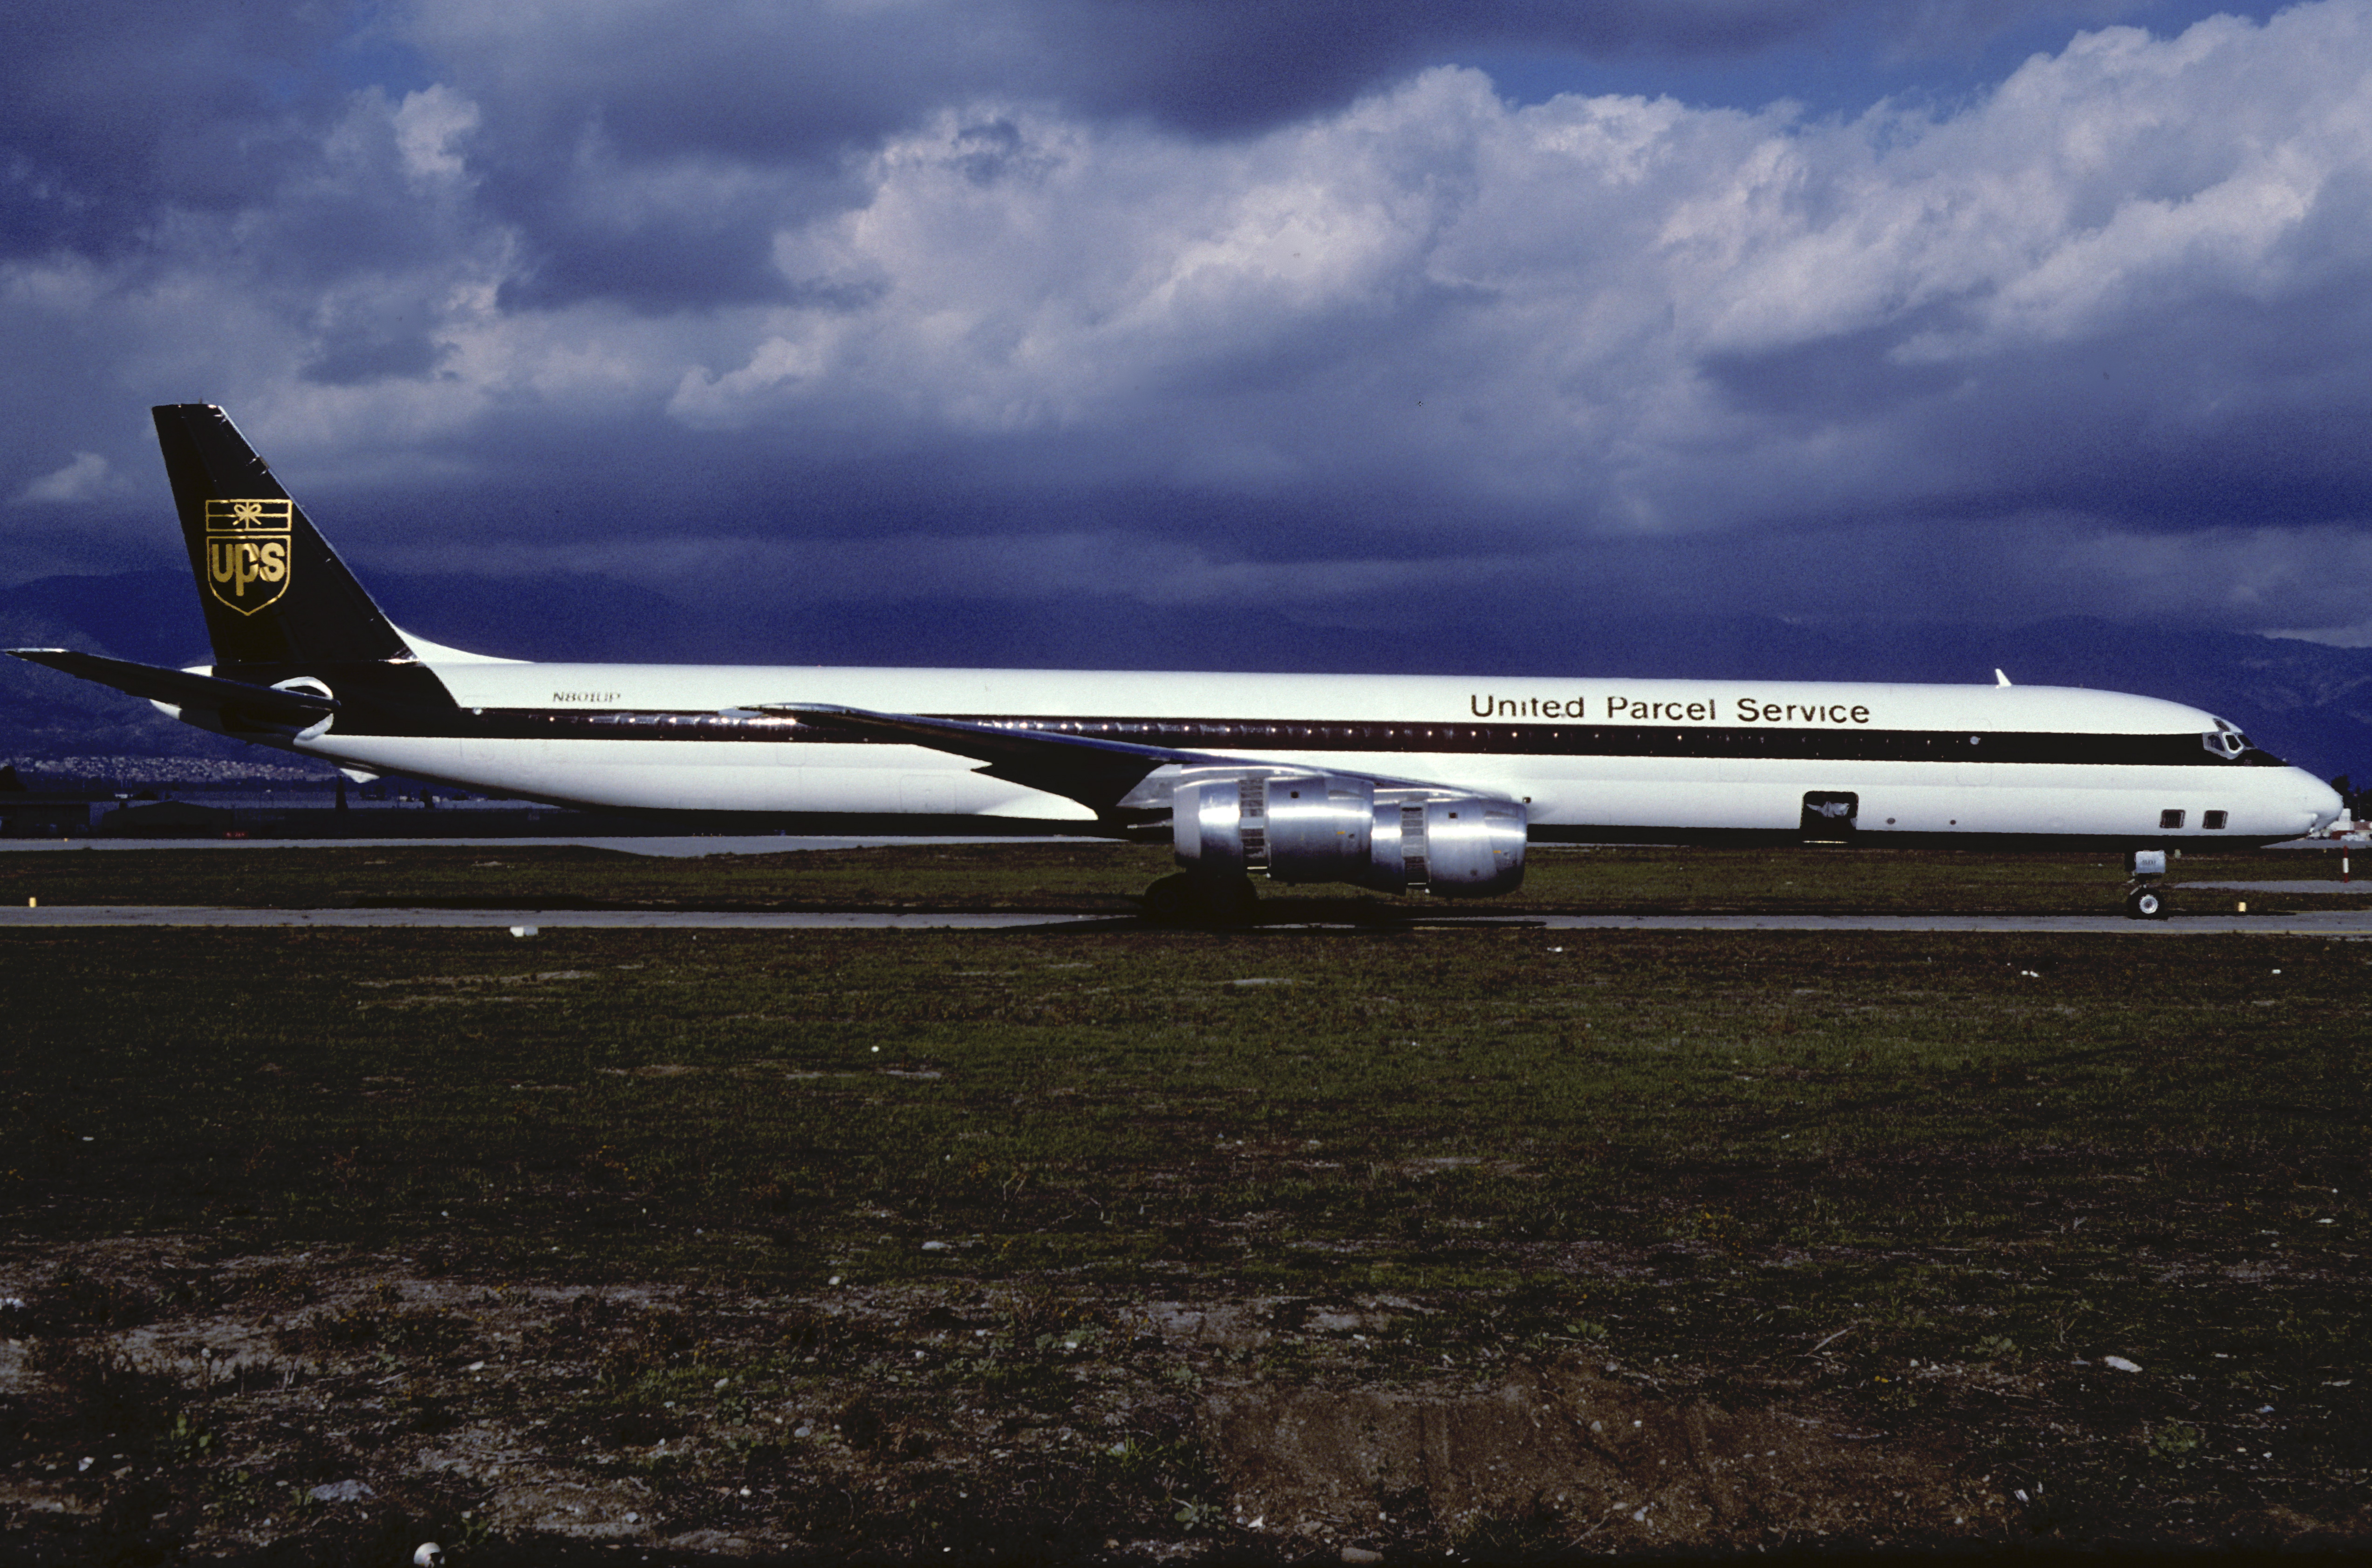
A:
761;701;1498;815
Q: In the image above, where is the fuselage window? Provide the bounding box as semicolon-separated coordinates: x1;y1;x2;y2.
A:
2203;810;2228;830
2160;809;2186;829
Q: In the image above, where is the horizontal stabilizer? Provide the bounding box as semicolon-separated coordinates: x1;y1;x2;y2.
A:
7;648;340;724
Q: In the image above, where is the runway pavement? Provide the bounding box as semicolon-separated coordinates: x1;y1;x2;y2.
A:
5;905;2371;934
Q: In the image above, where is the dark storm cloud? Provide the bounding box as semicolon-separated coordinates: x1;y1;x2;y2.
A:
1031;0;2154;131
5;0;2372;653
0;0;370;259
401;0;2164;310
410;0;2155;160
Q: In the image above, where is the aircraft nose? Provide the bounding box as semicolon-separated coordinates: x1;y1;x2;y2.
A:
2297;769;2345;833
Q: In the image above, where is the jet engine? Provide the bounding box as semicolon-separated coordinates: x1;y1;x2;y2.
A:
1170;770;1526;897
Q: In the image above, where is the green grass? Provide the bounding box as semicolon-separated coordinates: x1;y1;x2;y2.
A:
2;838;2366;914
7;924;2368;1377
0;841;1172;914
8;876;2372;1555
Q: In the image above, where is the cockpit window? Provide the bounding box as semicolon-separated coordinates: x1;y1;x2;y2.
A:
2203;721;2283;765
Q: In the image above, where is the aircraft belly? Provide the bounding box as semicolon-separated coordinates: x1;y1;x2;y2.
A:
1511;756;2312;839
293;733;2319;839
304;736;1083;818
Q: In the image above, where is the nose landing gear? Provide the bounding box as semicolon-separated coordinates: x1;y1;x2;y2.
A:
2125;848;2171;920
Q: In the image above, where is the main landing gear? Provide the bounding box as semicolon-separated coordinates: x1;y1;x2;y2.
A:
1142;872;1261;926
2125;847;2171;920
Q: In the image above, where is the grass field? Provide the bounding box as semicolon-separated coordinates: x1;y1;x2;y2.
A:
2;837;2367;915
1;846;2368;1561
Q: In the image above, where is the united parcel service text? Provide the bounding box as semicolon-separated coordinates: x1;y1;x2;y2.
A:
1470;694;1875;725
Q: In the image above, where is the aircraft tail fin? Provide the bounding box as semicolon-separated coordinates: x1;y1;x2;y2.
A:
154;404;417;670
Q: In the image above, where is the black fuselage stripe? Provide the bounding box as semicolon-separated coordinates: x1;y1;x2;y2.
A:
384;711;2267;769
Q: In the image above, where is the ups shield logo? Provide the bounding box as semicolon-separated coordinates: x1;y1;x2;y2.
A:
205;499;293;616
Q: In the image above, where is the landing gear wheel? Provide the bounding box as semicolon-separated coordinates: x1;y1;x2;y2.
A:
1205;874;1261;927
1142;873;1196;924
2126;886;2168;920
1141;873;1261;926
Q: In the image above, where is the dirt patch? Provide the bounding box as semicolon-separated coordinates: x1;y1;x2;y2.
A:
1205;1363;1948;1551
5;1240;2369;1563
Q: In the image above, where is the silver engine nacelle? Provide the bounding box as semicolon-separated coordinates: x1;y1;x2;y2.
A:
1363;793;1528;897
1172;770;1526;897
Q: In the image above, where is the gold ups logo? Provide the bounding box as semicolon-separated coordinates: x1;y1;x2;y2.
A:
205;499;292;615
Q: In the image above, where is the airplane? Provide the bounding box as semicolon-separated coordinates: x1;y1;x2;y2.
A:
8;404;2345;920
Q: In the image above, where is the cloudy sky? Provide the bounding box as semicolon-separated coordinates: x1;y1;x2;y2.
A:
7;0;2372;668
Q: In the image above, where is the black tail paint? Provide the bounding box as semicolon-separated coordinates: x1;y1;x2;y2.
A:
155;404;417;667
153;404;457;730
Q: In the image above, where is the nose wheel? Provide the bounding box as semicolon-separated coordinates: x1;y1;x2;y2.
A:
2124;847;2171;920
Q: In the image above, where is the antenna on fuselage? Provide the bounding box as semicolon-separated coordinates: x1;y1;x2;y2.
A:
1995;669;2012;687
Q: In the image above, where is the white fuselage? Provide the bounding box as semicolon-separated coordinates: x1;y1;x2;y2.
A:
212;657;2342;845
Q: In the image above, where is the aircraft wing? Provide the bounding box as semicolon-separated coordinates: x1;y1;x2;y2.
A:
7;648;340;726
762;702;1222;811
761;701;1479;813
